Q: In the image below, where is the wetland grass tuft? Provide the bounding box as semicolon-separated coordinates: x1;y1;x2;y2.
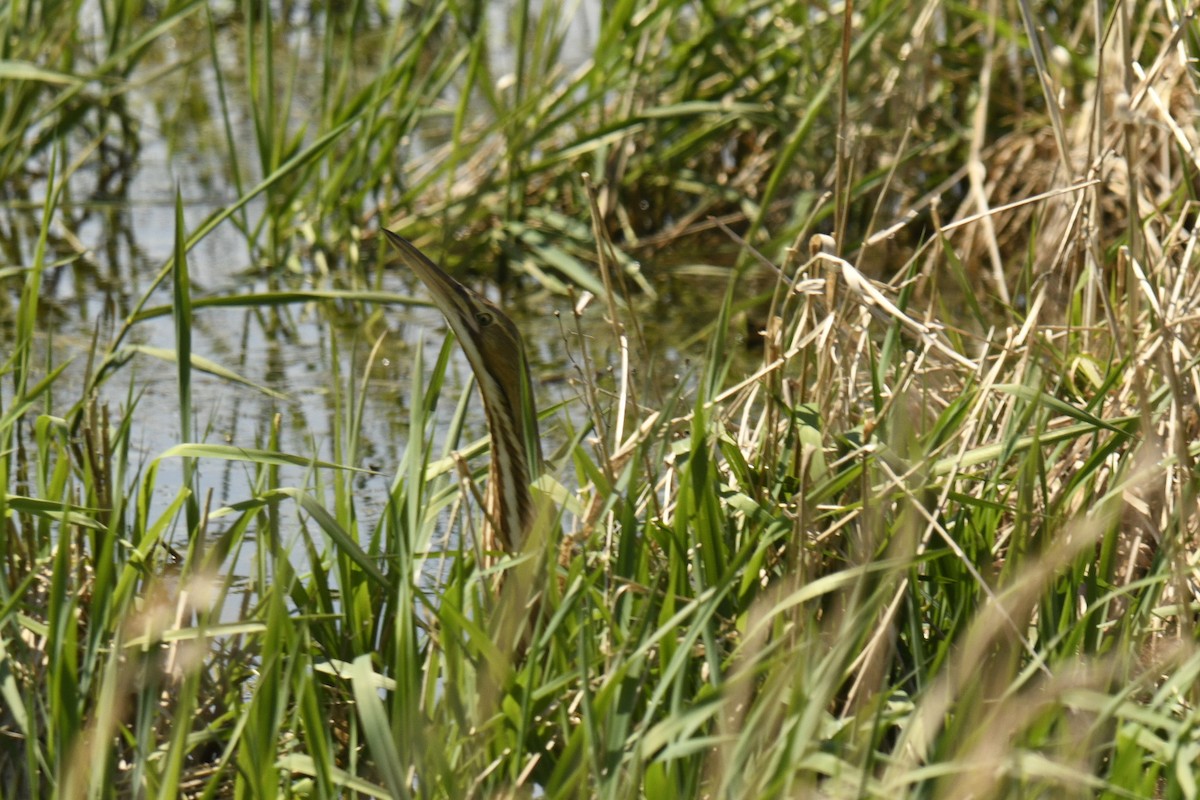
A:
2;0;1199;797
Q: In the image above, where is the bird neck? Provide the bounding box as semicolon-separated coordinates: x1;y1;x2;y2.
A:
481;361;542;554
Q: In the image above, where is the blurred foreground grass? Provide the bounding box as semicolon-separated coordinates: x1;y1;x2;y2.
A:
2;0;1199;797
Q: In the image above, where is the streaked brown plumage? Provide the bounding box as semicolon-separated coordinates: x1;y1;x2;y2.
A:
383;230;542;554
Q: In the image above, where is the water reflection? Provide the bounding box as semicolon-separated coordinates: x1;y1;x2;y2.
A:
0;2;723;590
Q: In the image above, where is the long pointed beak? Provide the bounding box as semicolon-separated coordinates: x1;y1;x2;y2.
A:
383;229;476;321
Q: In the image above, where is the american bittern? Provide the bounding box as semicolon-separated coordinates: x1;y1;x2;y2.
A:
384;230;543;554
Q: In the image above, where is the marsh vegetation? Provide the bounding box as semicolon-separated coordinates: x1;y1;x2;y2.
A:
2;0;1199;797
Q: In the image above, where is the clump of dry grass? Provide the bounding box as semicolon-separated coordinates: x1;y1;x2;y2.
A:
3;0;1199;798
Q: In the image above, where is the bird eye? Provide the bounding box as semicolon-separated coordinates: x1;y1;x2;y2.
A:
475;311;494;326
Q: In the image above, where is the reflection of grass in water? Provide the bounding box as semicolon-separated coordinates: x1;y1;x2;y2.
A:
3;0;1200;797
